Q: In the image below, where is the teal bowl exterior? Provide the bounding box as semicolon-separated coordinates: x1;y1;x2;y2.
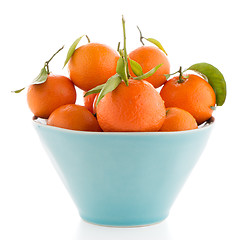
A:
33;118;214;227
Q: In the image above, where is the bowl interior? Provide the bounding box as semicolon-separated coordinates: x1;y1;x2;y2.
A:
33;116;215;134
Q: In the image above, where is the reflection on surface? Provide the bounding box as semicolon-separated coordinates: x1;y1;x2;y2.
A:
74;218;173;240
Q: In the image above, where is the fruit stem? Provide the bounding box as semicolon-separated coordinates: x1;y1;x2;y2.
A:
117;42;120;53
177;66;185;83
45;45;64;74
137;26;145;46
122;15;130;81
117;42;123;57
86;35;91;43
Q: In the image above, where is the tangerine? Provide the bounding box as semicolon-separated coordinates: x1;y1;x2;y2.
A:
96;79;166;132
68;43;119;91
160;107;198;132
92;93;99;115
47;104;102;131
128;46;170;88
27;74;76;119
160;74;216;125
83;91;97;114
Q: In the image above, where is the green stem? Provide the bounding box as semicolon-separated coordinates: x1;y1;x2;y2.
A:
117;42;120;52
45;45;64;74
86;35;91;43
46;46;64;65
117;41;123;57
122;15;130;82
45;62;49;74
177;66;185;83
137;26;145;46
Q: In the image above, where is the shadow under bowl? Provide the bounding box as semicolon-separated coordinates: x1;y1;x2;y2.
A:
33;117;214;227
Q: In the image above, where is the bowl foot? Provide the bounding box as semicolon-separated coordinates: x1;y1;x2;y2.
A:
80;215;169;228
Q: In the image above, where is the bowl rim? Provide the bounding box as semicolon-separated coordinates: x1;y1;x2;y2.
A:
32;116;215;136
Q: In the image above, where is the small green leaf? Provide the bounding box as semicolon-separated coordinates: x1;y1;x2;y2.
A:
133;64;163;80
116;57;129;85
146;38;167;55
63;35;87;68
12;66;48;93
84;83;105;97
12;87;25;93
129;58;143;76
187;63;227;106
32;66;48;85
96;74;122;105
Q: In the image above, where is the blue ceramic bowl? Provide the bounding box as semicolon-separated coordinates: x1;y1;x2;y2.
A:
33;117;214;227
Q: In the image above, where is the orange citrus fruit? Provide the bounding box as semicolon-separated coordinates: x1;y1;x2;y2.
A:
92;93;99;115
160;107;198;132
27;74;76;119
160;74;216;125
128;46;170;88
68;43;119;91
83;91;97;114
96;79;166;132
47;104;102;131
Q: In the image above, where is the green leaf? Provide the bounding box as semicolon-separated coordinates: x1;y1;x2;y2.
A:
146;38;167;55
133;64;163;80
12;87;25;93
84;84;105;97
32;66;48;85
187;63;227;106
129;58;143;76
96;74;122;105
63;35;86;68
116;57;129;85
12;45;65;93
12;66;48;93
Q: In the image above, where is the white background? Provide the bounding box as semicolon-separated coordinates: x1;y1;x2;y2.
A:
1;0;240;239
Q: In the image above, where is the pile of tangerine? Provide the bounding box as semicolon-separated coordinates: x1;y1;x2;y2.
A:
15;17;226;132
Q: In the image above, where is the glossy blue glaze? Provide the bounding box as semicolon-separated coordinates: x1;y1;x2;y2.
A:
33;119;214;227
